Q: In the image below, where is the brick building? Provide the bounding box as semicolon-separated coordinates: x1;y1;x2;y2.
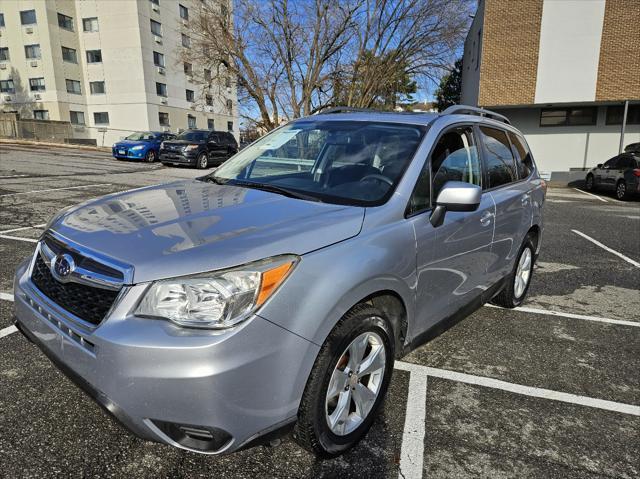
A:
461;0;640;178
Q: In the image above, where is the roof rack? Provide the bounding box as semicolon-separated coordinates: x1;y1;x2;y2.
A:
441;105;511;125
315;106;377;115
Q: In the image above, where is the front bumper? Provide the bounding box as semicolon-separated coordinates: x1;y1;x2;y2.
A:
112;147;147;160
159;151;197;165
13;258;319;454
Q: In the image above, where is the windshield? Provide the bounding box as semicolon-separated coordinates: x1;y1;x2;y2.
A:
125;132;155;141
177;130;208;142
211;120;426;206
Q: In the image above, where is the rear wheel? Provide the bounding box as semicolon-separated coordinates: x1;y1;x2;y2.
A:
293;304;394;457
145;150;156;163
196;153;208;169
616;180;628;200
491;235;535;308
585;174;595;191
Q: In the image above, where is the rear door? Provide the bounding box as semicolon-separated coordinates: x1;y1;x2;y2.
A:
478;125;530;284
207;133;225;159
601;156;619;189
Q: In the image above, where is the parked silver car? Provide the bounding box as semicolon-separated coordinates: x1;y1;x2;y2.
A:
13;106;545;457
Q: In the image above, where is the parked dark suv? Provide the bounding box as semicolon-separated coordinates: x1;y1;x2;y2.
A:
585;152;640;200
159;129;238;169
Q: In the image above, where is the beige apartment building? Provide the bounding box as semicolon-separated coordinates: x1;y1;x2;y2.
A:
0;0;237;146
462;0;640;179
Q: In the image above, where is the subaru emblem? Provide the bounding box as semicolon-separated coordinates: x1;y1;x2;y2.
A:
52;253;75;281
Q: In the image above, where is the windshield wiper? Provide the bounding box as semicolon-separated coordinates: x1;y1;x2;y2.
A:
227;180;322;202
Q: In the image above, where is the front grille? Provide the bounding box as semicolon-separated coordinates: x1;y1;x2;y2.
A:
31;254;120;326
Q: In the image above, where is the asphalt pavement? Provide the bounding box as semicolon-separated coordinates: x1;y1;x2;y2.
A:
0;143;638;478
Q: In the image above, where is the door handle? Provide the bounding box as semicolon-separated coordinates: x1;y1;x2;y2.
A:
480;211;493;226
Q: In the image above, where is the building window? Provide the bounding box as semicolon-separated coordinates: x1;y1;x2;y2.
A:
0;47;9;61
227;121;233;132
94;112;109;124
25;44;41;59
204;69;211;82
185;89;194;102
61;46;77;63
0;13;5;27
33;110;49;120
159;112;170;126
150;19;162;37
70;111;85;125
86;50;102;63
153;51;164;67
606;105;640;125
207;118;214;129
83;17;99;32
226;99;233;111
184;62;192;76
187;114;196;129
0;79;15;93
90;81;106;94
65;79;81;94
205;94;213;106
29;77;45;91
156;82;167;97
181;34;190;48
57;13;73;31
20;10;37;25
179;4;189;20
540;107;597;127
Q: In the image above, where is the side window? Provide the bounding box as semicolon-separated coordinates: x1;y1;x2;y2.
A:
508;132;533;179
209;134;219;143
603;156;618;169
618;155;636;169
408;125;481;215
479;126;517;188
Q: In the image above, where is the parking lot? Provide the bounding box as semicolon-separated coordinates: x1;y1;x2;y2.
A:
0;143;639;479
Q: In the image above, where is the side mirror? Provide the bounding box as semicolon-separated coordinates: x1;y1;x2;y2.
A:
429;181;482;228
596;163;603;168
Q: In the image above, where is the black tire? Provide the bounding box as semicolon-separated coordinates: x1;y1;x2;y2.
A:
616;180;628;200
585;174;595;191
491;235;535;308
145;150;156;163
196;153;208;169
293;304;395;458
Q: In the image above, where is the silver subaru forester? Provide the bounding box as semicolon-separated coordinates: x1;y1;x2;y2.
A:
13;106;545;457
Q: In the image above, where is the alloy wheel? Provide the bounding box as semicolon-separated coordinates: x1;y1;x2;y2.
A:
617;182;626;200
514;247;532;299
325;331;386;436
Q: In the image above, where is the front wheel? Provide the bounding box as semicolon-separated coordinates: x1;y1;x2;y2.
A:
196;153;208;169
585;174;595;191
616;180;628;200
491;235;535;308
293;304;394;458
145;150;156;163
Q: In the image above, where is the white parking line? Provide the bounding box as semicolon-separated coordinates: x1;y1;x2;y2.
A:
0;292;14;302
0;325;17;339
0;174;29;179
485;304;639;328
572;188;608;202
572;229;640;268
398;372;427;479
395;361;640;416
0;224;46;234
0;234;38;243
0;183;111;197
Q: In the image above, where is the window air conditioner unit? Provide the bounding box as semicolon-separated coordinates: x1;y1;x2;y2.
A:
157;66;165;75
154;36;162;44
226;87;232;93
34;93;42;100
0;64;6;70
162;126;170;132
30;60;38;67
152;4;160;12
182;19;188;27
4;96;12;102
26;27;34;34
160;97;168;104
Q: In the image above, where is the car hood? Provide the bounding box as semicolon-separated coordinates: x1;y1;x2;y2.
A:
162;140;202;146
49;180;365;283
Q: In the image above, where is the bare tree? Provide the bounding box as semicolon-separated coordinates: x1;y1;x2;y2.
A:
184;0;471;131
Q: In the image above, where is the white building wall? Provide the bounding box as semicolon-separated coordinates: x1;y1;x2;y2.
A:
460;0;483;106
534;0;606;104
495;107;640;176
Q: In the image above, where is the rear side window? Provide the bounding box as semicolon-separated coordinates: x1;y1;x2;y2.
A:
618;155;637;169
479;126;517;188
508;132;534;179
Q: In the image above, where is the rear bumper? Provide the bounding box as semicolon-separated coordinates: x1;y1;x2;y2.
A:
13;257;319;454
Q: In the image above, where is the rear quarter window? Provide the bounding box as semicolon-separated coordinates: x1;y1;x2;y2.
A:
479;126;517;188
508;132;534;179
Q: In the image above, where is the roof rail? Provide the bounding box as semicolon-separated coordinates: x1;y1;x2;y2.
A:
441;105;511;125
315;106;376;115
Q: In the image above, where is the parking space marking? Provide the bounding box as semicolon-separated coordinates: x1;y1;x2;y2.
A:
0;224;46;234
572;188;608;202
572;229;640;268
0;292;14;302
0;183;112;197
0;174;29;179
0;325;17;339
485;304;639;327
398;371;427;479
0;234;38;243
395;361;640;416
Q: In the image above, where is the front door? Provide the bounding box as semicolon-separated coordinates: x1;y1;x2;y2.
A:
410;124;495;335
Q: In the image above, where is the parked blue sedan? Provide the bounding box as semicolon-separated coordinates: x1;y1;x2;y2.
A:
112;131;176;162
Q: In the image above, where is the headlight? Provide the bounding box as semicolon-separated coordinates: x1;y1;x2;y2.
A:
131;145;145;151
183;144;199;152
135;255;298;329
160;141;165;149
